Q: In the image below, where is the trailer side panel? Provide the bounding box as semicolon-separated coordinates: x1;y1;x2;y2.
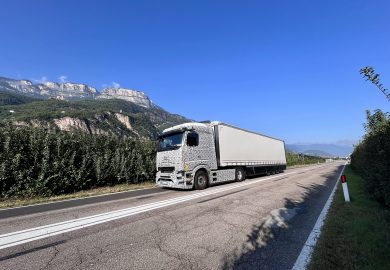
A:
216;124;287;167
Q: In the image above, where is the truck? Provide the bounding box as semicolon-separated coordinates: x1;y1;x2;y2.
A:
156;121;287;190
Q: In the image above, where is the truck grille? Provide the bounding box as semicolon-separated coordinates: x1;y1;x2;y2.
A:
159;167;175;173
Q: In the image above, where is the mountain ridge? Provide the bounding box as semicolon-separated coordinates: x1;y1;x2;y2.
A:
0;76;152;108
286;143;353;157
0;76;189;139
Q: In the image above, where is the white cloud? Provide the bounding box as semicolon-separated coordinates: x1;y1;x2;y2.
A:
59;75;67;83
102;82;121;89
33;76;48;83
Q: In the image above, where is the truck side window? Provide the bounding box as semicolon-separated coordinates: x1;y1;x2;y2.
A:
187;132;199;147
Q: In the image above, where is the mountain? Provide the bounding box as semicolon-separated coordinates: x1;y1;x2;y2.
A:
0;76;189;139
0;76;152;108
97;87;152;108
286;144;353;157
301;150;333;157
0;77;97;100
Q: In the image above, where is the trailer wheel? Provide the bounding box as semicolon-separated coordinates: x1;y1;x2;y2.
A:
194;170;208;190
235;167;246;182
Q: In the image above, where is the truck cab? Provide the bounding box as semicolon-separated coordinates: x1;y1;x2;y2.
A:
156;123;218;189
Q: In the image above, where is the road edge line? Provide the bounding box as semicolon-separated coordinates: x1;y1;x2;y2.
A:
291;163;347;270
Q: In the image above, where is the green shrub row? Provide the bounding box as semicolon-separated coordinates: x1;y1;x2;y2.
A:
0;124;156;199
286;152;325;166
351;110;390;207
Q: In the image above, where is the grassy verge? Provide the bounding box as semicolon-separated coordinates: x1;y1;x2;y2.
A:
287;161;325;169
0;182;156;209
309;165;390;270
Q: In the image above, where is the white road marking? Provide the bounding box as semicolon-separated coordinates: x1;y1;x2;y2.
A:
0;164;332;250
291;163;347;270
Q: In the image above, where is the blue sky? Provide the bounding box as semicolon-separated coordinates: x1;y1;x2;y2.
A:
1;1;389;145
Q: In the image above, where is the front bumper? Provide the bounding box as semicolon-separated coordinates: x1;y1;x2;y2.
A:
156;170;193;189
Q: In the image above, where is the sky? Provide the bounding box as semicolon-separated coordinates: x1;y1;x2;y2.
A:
1;0;389;145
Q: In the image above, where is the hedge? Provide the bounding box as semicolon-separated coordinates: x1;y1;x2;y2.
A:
351;110;390;207
0;124;156;199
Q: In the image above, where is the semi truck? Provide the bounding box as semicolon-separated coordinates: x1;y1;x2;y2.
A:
156;121;287;190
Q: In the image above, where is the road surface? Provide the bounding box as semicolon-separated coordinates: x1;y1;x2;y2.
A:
0;162;344;270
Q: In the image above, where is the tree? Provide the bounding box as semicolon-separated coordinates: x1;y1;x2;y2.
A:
360;66;390;101
364;110;390;136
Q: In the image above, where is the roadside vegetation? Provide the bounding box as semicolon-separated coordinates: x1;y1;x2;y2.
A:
351;109;390;207
286;152;325;166
310;67;390;269
0;124;156;200
309;165;390;270
351;67;390;207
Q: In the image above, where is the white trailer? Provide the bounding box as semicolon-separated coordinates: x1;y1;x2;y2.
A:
156;121;287;190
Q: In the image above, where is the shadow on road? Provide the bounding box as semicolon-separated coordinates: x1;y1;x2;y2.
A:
221;165;342;270
0;240;66;262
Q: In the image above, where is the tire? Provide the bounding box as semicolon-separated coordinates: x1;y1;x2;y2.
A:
235;167;246;182
194;170;208;190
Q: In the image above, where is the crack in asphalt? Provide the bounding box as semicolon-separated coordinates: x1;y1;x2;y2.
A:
39;246;59;270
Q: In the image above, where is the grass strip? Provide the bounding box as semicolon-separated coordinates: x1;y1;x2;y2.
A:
308;165;390;270
0;182;156;209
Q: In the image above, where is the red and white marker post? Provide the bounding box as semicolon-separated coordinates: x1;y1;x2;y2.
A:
341;175;350;202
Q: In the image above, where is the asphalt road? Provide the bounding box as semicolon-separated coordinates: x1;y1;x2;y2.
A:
0;162;344;270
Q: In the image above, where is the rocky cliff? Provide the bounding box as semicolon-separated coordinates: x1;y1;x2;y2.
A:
0;76;150;107
37;82;97;99
97;88;151;108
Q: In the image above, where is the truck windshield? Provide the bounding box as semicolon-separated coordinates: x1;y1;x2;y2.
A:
158;132;184;151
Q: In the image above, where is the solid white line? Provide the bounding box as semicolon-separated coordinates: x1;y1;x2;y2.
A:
0;164;333;250
291;163;347;270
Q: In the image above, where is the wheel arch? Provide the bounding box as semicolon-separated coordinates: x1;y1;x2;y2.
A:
192;165;211;185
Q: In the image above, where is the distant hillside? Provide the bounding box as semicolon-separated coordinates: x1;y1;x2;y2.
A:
0;90;38;105
0;96;190;140
0;75;191;139
286;144;353;157
302;149;333;157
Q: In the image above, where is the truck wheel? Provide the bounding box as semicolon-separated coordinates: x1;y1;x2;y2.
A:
194;170;208;190
235;167;246;182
